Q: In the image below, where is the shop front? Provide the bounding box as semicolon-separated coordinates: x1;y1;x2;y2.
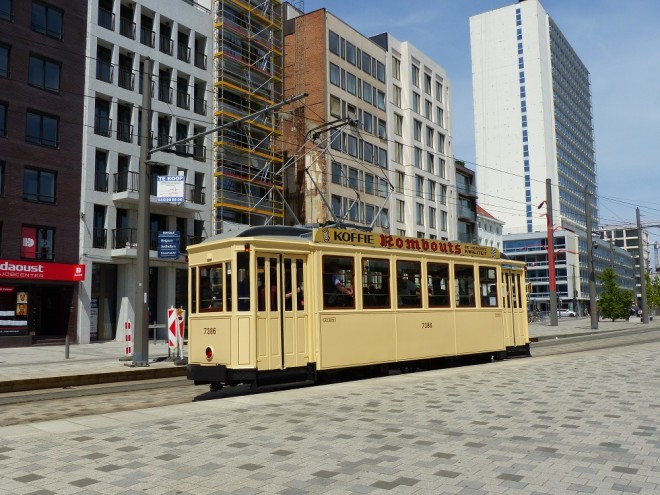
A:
0;260;85;347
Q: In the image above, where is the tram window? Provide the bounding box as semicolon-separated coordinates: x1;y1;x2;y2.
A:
257;257;279;311
428;262;450;308
323;256;355;309
396;260;421;308
362;258;390;309
454;265;475;307
296;259;305;311
225;264;232;311
512;275;520;308
479;266;498;307
199;264;223;312
190;267;197;314
237;252;250;311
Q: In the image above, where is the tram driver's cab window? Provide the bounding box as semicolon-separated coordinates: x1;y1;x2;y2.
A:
323;256;355;309
479;266;498;307
362;258;390;309
454;264;475;307
199;264;225;312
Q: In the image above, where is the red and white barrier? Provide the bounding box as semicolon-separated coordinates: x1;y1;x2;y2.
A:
124;320;132;357
167;308;177;354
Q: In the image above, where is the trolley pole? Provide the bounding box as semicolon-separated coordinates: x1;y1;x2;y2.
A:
133;57;153;367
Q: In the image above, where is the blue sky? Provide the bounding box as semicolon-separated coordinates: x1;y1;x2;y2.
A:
301;0;660;240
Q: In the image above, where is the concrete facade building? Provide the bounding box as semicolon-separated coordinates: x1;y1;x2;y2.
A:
77;0;213;343
470;0;597;235
0;0;88;347
477;205;504;250
369;33;455;240
283;8;390;231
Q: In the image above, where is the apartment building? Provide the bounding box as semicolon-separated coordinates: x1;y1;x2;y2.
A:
78;0;213;343
0;1;87;347
370;33;455;240
282;8;390;230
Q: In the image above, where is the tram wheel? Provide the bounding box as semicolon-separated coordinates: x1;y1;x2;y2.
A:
210;382;223;392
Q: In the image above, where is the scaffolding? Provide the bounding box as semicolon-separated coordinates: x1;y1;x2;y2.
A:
213;0;283;233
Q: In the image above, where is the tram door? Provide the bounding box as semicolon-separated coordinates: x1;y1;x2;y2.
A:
256;255;308;371
502;268;526;347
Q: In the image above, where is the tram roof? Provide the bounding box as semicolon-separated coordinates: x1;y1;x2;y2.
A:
201;225;313;244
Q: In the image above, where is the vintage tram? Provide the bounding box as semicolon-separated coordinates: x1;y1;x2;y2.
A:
186;225;530;390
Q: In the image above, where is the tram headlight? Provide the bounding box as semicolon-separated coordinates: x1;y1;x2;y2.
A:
205;346;213;360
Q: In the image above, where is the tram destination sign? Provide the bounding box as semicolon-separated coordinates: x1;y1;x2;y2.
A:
313;227;501;259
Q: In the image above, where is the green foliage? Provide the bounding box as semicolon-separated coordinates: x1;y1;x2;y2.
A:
645;272;660;315
598;267;632;321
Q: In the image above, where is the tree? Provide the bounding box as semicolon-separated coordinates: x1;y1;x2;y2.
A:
645;272;660;317
598;267;632;321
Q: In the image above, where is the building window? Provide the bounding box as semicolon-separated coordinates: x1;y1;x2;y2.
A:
439;185;447;205
330;129;342;151
0;42;9;78
393;114;403;136
427;180;436;201
393;85;401;108
394;142;403;164
0;161;4;197
426;126;434;147
346;71;356;95
0;101;6;137
21;225;54;260
377;119;386;139
396;199;405;223
435;81;443;102
364;173;374;195
411;64;420;87
413;119;422;141
363;81;372;104
28;54;61;92
362;111;373;134
414;147;422;168
424;73;432;95
346;134;358;157
0;0;11;21
361;51;371;75
439;158;446;179
424;100;432;119
345;41;356;65
429;207;436;229
378;147;387;169
437;132;445;153
23;167;56;203
440;210;447;231
348;167;358;189
31;1;63;39
396;171;404;194
426;152;434;174
376;61;385;83
412;92;420;113
436;107;444;127
392;57;400;80
376;90;385;111
329;62;340;87
416;203;424;226
26;111;58;147
415;175;423;198
329;30;340;56
363;142;373;163
329;95;341;118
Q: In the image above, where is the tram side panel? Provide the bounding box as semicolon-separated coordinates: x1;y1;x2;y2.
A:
318;312;396;369
454;310;506;355
395;310;457;360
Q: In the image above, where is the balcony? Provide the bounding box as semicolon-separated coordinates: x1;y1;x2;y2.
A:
112;227;137;249
113;170;139;193
193;144;206;162
94;116;112;137
180;235;204;252
140;27;155;48
457;183;477;197
194;51;207;70
94;172;109;192
186;184;205;205
177;44;191;63
98;8;115;31
457;206;476;221
118;67;135;90
193;97;207;115
120;18;136;39
159;35;173;55
93;228;108;249
116;122;133;143
457;232;475;243
96;61;113;83
176;91;190;110
158;85;172;104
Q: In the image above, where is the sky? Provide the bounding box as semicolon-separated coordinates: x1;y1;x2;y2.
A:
300;0;660;242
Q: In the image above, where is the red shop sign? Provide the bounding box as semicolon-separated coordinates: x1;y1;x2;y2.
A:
0;260;86;282
0;286;16;293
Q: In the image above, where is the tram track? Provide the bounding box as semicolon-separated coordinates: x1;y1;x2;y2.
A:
1;328;657;428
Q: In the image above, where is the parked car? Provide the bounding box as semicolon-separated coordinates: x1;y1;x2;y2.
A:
558;308;576;317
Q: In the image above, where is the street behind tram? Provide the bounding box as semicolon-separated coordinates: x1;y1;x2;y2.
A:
0;321;658;494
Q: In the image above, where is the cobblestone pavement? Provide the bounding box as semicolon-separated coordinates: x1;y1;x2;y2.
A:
0;339;658;494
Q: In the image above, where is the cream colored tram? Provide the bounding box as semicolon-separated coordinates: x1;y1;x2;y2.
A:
186;225;530;390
